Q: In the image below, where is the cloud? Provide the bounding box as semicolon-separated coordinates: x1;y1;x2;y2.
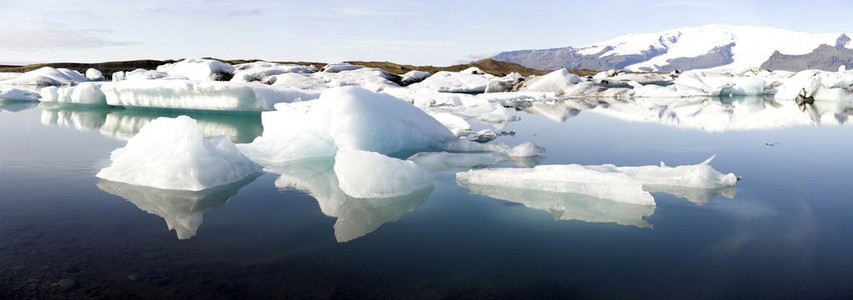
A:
0;29;137;51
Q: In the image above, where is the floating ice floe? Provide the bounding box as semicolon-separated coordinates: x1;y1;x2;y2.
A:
269;158;431;243
112;69;175;81
40;82;107;105
230;62;315;83
239;86;456;164
0;88;41;101
774;69;853;101
156;58;235;81
96;115;261;191
85;68;105;81
673;70;767;97
400;70;430;85
456;156;738;206
516;69;581;95
409;71;494;93
334;149;434;198
0;67;90;86
320;62;364;73
96;174;258;239
100;80;320;111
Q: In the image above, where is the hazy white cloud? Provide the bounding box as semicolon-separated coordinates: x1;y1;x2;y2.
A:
0;29;137;51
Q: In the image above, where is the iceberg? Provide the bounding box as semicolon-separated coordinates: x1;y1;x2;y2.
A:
112;68;174;81
0;67;89;86
85;68;105;81
673;70;766;97
516;69;581;95
456;156;738;206
100;80;320;112
96;174;258;240
0;88;41;101
96;115;261;191
230;62;315;83
239;86;456;164
409;71;494;93
39;82;107;105
334;149;434;198
320;62;364;73
156;58;235;81
400;70;430;84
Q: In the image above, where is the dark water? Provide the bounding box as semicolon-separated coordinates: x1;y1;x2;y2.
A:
2;98;853;299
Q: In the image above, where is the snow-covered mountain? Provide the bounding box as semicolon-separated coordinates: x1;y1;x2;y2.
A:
491;24;853;72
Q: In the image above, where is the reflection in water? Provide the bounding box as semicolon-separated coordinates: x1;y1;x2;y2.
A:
269;159;430;242
96;174;259;239
525;96;853;131
459;181;656;228
644;185;737;206
40;106;263;143
0;99;38;112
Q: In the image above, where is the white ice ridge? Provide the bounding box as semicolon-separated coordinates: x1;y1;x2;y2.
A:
0;88;41;101
100;80;320;111
0;67;90;86
156;58;236;81
334;149;434;198
238;86;456;164
39;82;107;105
96;115;261;191
456;156;738;205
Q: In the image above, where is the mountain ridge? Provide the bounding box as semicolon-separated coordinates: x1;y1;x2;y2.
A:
491;24;853;72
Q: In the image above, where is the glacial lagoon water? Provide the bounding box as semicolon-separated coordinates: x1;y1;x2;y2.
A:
3;97;853;299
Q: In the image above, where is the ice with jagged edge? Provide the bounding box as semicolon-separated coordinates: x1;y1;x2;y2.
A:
156;58;236;81
96;115;261;191
40;82;107;105
96;174;258;240
239;86;458;164
100;80;320;111
457;156;738;206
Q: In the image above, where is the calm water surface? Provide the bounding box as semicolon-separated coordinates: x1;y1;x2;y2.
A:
2;98;853;299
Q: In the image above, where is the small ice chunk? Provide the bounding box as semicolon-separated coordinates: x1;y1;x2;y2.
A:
39;82;107;105
516;69;581;95
86;68;105;81
401;70;430;84
334;149;434;198
409;71;494;93
320;63;364;73
96;116;261;191
589;155;739;189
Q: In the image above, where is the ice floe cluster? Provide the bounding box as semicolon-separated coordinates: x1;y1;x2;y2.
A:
4;58;777;239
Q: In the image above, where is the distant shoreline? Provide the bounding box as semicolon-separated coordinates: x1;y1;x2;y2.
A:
0;58;599;80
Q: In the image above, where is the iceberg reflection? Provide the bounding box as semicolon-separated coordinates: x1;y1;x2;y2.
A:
96;174;259;240
459;182;656;228
39;107;263;142
524;96;853;131
0;99;38;112
269;159;430;242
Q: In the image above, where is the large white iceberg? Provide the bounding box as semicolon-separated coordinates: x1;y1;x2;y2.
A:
96;115;261;191
230;62;315;83
334;149;434;198
673;70;766;97
516;69;581;95
239;86;456;164
100;80;320;111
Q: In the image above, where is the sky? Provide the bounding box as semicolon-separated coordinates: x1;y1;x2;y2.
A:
1;0;852;66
